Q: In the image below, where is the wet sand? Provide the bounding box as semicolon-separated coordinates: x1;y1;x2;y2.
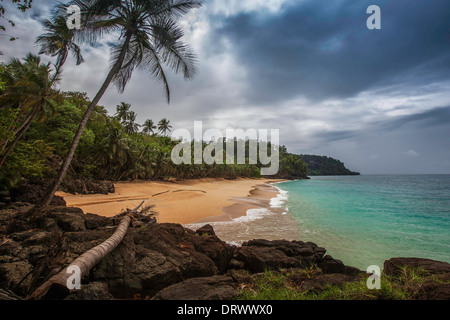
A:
56;178;285;224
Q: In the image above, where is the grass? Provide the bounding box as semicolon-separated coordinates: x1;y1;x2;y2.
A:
233;265;449;300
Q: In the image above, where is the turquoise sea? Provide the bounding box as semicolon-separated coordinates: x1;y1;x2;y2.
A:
276;175;450;270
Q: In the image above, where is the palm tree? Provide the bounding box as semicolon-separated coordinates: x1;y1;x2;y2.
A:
39;0;201;208
36;14;84;80
0;54;64;169
123;110;140;134
158;118;172;136
114;102;131;122
142;119;156;135
30;201;144;300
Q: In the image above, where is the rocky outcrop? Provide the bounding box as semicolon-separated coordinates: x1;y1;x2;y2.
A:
152;275;238;300
384;257;450;300
384;258;450;276
0;204;449;300
7;179;115;209
230;239;361;276
9;183;66;206
60;179;115;195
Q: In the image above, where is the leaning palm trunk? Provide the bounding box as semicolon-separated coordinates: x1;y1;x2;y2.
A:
38;31;133;209
28;201;143;300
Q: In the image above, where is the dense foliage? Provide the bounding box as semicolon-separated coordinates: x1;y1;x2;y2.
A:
0;67;310;188
300;155;360;176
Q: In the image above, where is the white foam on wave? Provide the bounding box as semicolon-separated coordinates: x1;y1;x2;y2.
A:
232;208;273;223
270;186;289;208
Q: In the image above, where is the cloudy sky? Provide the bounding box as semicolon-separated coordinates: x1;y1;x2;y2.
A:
1;0;450;174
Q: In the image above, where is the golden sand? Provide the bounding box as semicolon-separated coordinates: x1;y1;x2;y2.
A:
56;178;284;224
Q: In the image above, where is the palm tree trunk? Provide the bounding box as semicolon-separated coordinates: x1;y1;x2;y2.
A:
0;108;39;169
28;201;143;300
39;31;133;209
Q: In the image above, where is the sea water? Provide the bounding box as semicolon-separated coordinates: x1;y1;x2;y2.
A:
184;186;301;246
276;175;450;270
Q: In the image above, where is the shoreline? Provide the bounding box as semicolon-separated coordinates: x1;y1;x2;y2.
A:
56;178;287;225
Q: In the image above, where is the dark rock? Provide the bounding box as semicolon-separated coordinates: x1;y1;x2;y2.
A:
46;207;86;232
314;246;327;259
234;246;301;273
10;183;66;206
195;224;215;236
384;258;450;276
317;255;345;274
152;275;237;300
426;283;450;300
11;230;53;247
191;230;235;273
85;213;113;230
66;282;113;300
342;265;363;276
229;259;245;270
62;179;115;195
0;261;33;296
3;209;448;301
302;273;355;292
85;223;219;299
236;239;336;273
305;241;318;248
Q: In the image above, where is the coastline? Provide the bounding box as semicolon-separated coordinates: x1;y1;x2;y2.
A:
56;178;287;225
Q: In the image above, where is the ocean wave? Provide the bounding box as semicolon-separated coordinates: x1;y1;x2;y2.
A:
233;208;274;223
270;186;289;208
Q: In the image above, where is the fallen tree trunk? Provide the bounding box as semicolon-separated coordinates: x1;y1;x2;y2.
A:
28;201;144;300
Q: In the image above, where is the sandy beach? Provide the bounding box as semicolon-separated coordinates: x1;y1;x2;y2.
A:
56;178;285;224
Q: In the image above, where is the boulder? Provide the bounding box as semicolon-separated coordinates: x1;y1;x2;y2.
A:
233;239;336;273
61;179;115;195
10;183;66;206
317;255;346;274
234;246;301;273
84;213;114;230
191;226;236;273
0;261;33;296
66;282;113;300
46;207;87;232
384;258;450;276
152;275;238;300
195;224;216;236
85;223;220;299
425;283;450;300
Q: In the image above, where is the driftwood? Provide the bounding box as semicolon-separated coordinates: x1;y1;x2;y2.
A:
172;189;206;194
152;189;170;197
28;201;145;300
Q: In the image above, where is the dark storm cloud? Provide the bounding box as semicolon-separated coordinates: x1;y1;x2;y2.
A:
385;106;450;130
207;0;450;104
315;105;450;143
1;0;449;174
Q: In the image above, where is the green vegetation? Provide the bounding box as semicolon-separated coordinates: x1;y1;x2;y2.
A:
0;0;33;40
0;81;310;189
234;266;448;300
0;0;353;195
300;155;360;176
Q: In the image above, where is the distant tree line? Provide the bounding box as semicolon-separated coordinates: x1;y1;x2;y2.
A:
299;155;360;176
